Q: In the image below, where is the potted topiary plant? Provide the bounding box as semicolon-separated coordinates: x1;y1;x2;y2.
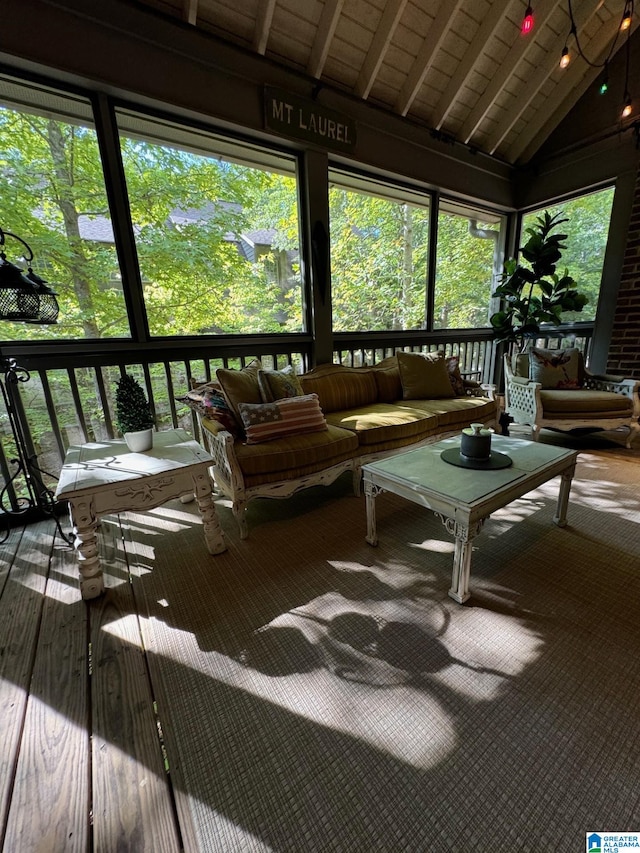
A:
115;372;155;451
490;210;589;351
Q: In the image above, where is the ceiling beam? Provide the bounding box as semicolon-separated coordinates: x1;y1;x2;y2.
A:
355;0;407;100
308;0;344;79
484;0;604;156
458;0;562;145
430;0;512;131
394;0;465;117
182;0;197;26
509;16;639;163
254;0;276;55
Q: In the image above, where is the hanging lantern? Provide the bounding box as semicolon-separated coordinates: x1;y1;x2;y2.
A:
0;228;59;324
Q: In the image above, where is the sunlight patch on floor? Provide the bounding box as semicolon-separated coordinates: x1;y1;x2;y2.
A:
102;614;145;647
410;537;454;554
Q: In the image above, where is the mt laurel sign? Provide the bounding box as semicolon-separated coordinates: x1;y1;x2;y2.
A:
264;87;357;154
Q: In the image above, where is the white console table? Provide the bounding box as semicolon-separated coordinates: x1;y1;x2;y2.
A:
54;428;226;599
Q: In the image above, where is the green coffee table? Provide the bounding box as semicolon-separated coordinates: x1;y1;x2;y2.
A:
362;435;578;603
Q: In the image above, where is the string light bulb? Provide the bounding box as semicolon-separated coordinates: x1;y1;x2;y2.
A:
621;1;632;30
559;46;570;68
521;5;534;35
599;71;609;95
622;93;633;118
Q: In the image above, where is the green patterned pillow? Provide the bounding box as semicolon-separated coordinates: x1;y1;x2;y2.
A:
257;366;304;402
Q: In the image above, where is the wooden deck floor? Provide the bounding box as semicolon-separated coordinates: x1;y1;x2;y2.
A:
0;512;187;853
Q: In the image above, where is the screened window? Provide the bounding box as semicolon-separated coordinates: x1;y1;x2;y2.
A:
0;76;129;340
329;172;430;332
521;187;615;323
433;201;506;330
116;111;305;337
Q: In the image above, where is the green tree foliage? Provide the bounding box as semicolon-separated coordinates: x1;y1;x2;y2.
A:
520;187;614;323
490;211;588;347
0;104;304;342
329;189;429;331
434;214;500;329
120;140;302;335
0;110;124;340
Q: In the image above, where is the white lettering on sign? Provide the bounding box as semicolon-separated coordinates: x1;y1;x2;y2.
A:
265;89;356;151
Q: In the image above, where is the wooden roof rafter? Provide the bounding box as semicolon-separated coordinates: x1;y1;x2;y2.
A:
254;0;276;55
459;0;563;145
182;0;197;26
308;0;345;79
394;0;466;118
430;0;512;131
484;0;605;156
509;15;640;162
355;0;408;100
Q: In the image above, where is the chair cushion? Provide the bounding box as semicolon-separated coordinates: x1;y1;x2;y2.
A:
233;423;358;481
397;351;455;399
325;403;438;445
540;389;633;416
406;396;497;428
529;347;583;389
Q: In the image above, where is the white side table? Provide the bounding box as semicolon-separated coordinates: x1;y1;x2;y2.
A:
54;428;226;599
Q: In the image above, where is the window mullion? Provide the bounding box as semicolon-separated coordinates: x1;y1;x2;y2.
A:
92;92;150;342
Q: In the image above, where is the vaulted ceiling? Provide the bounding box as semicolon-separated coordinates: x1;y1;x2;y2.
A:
130;0;638;166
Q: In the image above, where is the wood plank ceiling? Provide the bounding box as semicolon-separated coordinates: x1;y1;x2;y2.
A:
131;0;637;165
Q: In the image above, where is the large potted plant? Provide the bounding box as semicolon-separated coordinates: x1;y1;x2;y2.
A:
115;373;155;451
490;211;589;351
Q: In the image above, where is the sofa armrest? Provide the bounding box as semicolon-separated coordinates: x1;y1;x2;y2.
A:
198;418;245;495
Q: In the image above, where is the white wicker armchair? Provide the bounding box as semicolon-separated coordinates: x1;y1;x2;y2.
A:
503;354;640;448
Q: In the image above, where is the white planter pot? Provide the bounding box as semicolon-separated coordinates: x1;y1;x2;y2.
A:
124;428;153;452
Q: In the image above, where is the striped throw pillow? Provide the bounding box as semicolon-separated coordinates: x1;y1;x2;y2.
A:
237;394;328;444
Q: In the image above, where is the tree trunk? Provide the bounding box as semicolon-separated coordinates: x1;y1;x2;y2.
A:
47;120;101;338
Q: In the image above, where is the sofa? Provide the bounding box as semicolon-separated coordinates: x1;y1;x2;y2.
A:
180;351;497;538
504;347;640;447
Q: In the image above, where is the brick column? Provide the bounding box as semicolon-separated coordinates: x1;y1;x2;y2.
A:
608;169;640;378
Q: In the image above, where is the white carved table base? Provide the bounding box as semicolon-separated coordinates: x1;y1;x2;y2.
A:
55;429;226;599
362;436;578;604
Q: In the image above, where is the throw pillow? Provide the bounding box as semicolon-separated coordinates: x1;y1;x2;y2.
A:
216;359;263;422
257;366;304;402
529;347;582;389
237;394;328;444
176;385;239;435
445;355;467;396
370;356;403;403
397;351;455;399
